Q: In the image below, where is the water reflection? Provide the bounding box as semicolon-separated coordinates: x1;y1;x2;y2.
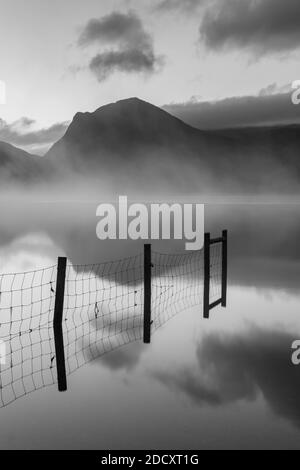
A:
90;342;145;372
153;328;300;429
0;200;300;448
1;202;300;293
0;232;207;409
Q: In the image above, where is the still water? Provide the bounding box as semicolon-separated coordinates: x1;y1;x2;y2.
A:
0;201;299;449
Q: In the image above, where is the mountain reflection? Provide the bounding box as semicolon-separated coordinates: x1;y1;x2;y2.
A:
1;202;300;294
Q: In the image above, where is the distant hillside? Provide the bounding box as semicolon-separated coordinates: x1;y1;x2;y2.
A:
0;141;45;182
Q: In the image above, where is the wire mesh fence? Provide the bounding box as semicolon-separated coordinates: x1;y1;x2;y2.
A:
0;231;227;408
209;243;223;304
151;250;204;331
0;266;57;407
63;255;144;376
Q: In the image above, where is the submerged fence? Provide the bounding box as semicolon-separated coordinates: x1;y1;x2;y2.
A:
0;230;227;407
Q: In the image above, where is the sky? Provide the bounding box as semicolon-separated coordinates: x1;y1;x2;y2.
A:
1;0;300;153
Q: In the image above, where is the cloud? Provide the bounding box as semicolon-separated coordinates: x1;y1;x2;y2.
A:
79;11;150;49
164;89;300;128
154;0;207;13
95;343;145;372
0;118;69;155
200;0;300;57
78;11;163;82
154;328;300;428
90;47;159;81
258;82;292;97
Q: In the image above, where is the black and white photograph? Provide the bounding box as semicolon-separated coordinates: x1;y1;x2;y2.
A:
0;0;300;454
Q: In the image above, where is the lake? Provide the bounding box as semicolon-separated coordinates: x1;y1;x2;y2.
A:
0;200;299;449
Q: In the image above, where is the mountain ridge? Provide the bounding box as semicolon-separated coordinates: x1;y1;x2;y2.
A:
2;97;300;193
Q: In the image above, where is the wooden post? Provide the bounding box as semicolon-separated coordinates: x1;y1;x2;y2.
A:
221;230;228;307
203;232;210;319
53;257;67;391
143;244;152;343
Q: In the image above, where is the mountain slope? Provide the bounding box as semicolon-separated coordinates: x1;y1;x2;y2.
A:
0;141;44;181
2;97;300;194
45;97;229;165
45;97;300;193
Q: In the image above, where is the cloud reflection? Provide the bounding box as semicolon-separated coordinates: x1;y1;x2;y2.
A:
153;328;300;428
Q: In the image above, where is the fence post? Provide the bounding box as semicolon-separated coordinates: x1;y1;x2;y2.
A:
53;257;67;391
221;230;228;307
143;244;152;343
203;232;210;319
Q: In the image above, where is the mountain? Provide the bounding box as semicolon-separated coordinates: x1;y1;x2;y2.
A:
2;98;300;194
45;97;229;166
0;141;44;182
45;97;300;193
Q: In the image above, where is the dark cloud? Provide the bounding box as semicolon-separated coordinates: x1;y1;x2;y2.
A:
0;118;69;155
200;0;300;56
79;11;149;49
154;328;300;428
78;11;163;82
164;90;300;129
90;47;158;82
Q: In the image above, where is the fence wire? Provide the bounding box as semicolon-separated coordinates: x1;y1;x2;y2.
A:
0;266;57;407
151;250;204;331
0;240;224;408
63;255;144;376
209;244;223;304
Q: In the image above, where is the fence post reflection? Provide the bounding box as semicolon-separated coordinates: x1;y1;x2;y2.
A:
143;244;152;344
